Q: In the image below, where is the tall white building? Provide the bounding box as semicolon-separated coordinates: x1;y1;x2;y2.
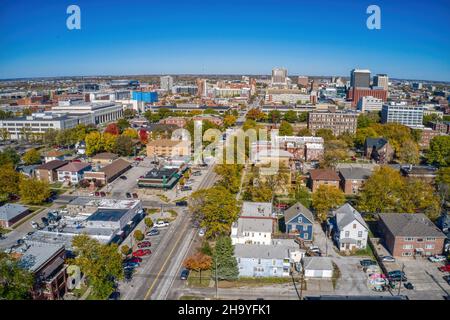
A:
160;75;174;92
51;101;124;125
373;74;389;91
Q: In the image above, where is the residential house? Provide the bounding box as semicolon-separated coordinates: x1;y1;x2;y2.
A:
331;204;369;252
339;167;372;195
309;169;340;192
283;202;314;241
0;204;30;228
231;202;274;245
400;165;437;183
43;150;65;163
378;213;446;257
234;239;304;278
35;160;69;183
56;162;92;184
364;138;394;164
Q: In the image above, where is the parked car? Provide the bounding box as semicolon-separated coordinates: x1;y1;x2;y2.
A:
100;192;106;197
154;221;169;228
180;269;189;280
126;192;132;198
108;291;121;300
388;270;407;282
438;264;450;272
181;186;192;191
134;157;143;161
138;241;151;248
360;259;377;267
381;256;396;263
123;261;140;268
124;257;142;263
443;275;450;285
132;249;151;257
198;229;205;237
94;192;100;197
404;282;414;290
192;171;201;176
429;255;447;263
176;200;188;206
132;193;138;199
146;229;160;236
120;175;127;180
309;246;321;253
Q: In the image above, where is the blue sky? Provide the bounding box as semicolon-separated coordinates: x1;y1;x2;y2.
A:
0;0;449;81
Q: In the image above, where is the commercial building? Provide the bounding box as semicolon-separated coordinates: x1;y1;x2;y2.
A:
297;76;309;87
131;90;158;103
51;101;124;125
381;104;424;128
0;203;30;228
160;75;174;92
373;74;389;91
265;89;313;104
347;87;388;108
171;85;198;95
308;111;358;135
378;213;446;257
83;158;132;185
146;139;190;158
272;67;288;85
357;96;383;112
350;69;371;88
137;166;188;189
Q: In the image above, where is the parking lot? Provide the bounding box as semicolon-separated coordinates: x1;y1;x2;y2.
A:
104;161;153;197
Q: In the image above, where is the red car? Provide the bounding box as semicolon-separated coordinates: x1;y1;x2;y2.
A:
132;249;151;257
438;264;450;272
134;157;143;161
137;241;151;248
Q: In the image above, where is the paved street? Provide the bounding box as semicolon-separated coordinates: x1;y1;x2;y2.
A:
118;163;218;300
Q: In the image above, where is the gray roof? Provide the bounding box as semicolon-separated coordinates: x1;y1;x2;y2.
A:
0;203;28;221
339;167;372;180
284;202;314;224
302;257;333;271
15;241;64;273
334;203;368;230
378;213;446;238
365;137;388;150
241;202;273;218
234;242;298;260
235;217;273;235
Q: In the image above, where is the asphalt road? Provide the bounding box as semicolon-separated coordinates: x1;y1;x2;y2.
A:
119;163;218;300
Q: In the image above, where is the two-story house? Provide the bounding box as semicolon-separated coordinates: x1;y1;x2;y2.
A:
56;162;92;184
231;202;274;245
283;202;314;241
331;203;369;252
309;169;340;192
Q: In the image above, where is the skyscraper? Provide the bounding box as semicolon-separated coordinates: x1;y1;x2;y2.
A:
350;69;371;88
272;67;288;84
160;75;173;92
373;74;389;91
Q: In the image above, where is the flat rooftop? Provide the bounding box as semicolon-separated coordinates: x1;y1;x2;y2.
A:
87;209;129;222
68;197;141;209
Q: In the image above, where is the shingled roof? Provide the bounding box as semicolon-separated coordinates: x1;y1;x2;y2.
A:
378;213;446;238
309;169;340;181
284;202;314;224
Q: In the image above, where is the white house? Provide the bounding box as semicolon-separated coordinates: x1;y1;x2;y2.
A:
331;203;368;252
231;218;273;245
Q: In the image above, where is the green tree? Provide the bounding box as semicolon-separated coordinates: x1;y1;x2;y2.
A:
189;186;239;239
223;114;237;128
214;164;243;194
427;135;450;166
144;217;154;230
42;129;58;147
279;121;293;136
114;135;134;156
183;253;212;284
0;128;10;141
297;128;312;136
0;252;34;300
22;148;41;165
0;147;20;167
292;183;312;208
120;245;131;257
123;109;136;119
311;185;345;222
0;164;20;200
297;112;308;122
268;110;282;123
71;235;124;299
117;118;130;133
133;230;144;242
122;128;138;139
85;131;103;156
212;236;239;281
18;177;51;205
200;241;213;256
400;179;441;220
283;110;298;123
396;139;420;164
315;129;335;142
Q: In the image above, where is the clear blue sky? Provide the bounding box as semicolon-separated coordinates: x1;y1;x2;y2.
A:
0;0;449;81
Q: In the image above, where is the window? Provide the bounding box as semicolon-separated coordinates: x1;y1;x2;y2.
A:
404;237;413;241
345;231;350;237
353;224;356;229
425;244;434;249
403;244;413;249
358;231;363;237
417;238;423;242
425;237;436;242
402;252;412;257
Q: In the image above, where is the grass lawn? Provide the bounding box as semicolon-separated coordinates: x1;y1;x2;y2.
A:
167;209;178;221
146;208;160;215
156;194;170;203
332;262;341;290
352;245;375;258
187;270;212;288
179;295;206;300
218;276;295;288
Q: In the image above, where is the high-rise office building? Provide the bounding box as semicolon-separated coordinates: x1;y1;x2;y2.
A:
373;74;389;91
350;69;371;88
297;76;309;87
160;75;173;92
272;68;288;84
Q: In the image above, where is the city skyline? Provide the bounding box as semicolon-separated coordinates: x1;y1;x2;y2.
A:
0;0;449;81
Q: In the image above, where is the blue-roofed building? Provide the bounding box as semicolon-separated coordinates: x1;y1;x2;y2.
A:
132;91;158;103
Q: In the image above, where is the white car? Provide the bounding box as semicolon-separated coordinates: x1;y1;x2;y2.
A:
381;256;396;262
153;221;169;228
198;229;205;237
428;255;447;263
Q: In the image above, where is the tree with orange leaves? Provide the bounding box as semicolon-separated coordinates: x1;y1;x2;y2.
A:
183;252;212;284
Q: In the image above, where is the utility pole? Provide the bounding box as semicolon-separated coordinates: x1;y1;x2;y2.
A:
299;263;305;300
215;254;218;300
398;263;405;296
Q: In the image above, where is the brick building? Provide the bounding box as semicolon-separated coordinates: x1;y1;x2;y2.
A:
308;112;358;136
309;169;341;192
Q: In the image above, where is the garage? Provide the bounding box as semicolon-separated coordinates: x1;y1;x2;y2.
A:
303;257;333;278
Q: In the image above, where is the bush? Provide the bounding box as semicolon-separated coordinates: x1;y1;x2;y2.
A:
133;230;144;242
